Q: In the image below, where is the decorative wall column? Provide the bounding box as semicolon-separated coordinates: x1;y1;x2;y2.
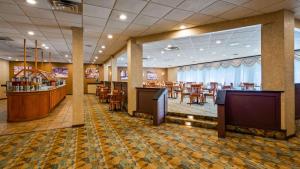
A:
111;56;118;91
72;27;84;127
103;62;109;81
127;39;143;115
261;10;295;136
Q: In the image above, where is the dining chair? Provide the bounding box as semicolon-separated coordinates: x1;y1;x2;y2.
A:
189;84;203;105
109;91;123;111
204;82;218;103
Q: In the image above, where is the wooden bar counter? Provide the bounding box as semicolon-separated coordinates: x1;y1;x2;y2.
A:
6;85;66;122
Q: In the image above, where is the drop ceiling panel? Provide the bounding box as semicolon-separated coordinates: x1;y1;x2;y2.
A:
133;14;160;26
164;9;194;21
114;0;147;14
241;0;285;11
21;7;55;19
110;10;137;23
83;4;111;18
0;3;24;15
220;6;255;20
141;3;173;18
30;17;58;26
83;0;116;8
83;16;107;26
1;13;31;23
199;1;236;16
261;0;300;13
151;0;185;7
54;11;82;24
177;0;218;12
14;0;52;10
183;13;215;25
222;0;251;5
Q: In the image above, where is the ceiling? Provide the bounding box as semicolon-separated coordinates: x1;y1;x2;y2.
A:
116;26;300;68
1;0;300;64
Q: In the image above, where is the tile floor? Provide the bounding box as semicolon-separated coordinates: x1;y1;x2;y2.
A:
0;95;300;168
0;96;72;135
168;96;217;117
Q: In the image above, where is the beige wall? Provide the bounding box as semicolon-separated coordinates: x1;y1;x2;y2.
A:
167;67;177;82
117;67;168;82
0;59;9;99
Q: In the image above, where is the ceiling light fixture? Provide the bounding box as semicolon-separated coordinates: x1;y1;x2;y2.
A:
44;59;47;62
177;54;180;56
8;56;12;59
245;45;251;48
167;44;172;48
230;43;239;46
98;50;103;53
41;43;46;47
26;0;37;5
107;34;113;39
199;48;204;51
101;45;106;49
180;25;186;30
16;59;19;61
216;40;222;44
65;55;68;58
95;56;98;59
119;14;127;20
45;46;49;49
161;51;165;54
28;31;34;35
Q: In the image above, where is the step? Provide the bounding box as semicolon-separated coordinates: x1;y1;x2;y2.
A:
166;116;217;129
167;111;218;122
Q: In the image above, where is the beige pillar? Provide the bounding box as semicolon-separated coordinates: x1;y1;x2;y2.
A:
127;39;143;115
103;62;109;81
111;56;118;91
111;56;118;81
72;27;84;126
261;10;295;136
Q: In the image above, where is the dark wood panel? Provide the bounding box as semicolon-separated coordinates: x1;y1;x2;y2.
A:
225;91;281;130
296;84;300;119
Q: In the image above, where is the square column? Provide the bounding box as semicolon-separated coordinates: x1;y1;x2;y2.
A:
261;10;295;136
127;39;143;115
72;27;84;126
111;56;118;81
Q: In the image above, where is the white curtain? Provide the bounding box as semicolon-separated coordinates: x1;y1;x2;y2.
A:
178;58;300;85
177;63;261;86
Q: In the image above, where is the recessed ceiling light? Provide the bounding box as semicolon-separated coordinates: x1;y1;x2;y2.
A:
65;55;68;58
199;48;204;51
41;43;46;47
180;25;186;30
107;34;113;39
177;54;180;56
161;51;165;54
101;45;106;49
26;0;37;5
45;46;49;49
28;31;34;35
216;40;222;44
147;55;151;59
245;45;251;48
8;56;12;59
95;56;98;59
119;14;127;20
98;50;103;53
167;44;172;48
212;52;216;54
230;43;239;46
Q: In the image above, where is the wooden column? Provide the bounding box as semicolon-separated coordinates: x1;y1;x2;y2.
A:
111;56;118;82
127;39;143;115
261;10;295;136
72;27;84;126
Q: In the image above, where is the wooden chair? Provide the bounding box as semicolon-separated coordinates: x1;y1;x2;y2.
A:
204;82;218;103
109;91;123;111
99;88;110;103
244;83;255;90
165;82;174;98
189;84;203;105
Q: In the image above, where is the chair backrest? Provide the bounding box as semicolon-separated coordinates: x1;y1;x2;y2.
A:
222;85;232;90
191;84;202;94
244;83;255;90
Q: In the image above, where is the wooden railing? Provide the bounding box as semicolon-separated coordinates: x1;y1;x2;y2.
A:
136;87;168;125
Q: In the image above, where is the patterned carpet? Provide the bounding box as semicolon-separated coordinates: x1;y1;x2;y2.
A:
0;95;300;168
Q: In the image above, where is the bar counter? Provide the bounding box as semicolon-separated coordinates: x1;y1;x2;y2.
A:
6;85;67;122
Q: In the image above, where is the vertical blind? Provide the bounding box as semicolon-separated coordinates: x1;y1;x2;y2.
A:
177;57;300;85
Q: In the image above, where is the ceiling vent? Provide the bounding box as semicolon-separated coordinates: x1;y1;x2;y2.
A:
0;37;13;41
48;0;82;14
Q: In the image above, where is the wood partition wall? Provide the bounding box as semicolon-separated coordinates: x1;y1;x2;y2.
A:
135;87;168;125
216;90;282;138
296;84;300;119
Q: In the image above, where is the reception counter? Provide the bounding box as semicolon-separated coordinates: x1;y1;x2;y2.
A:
6;85;66;122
